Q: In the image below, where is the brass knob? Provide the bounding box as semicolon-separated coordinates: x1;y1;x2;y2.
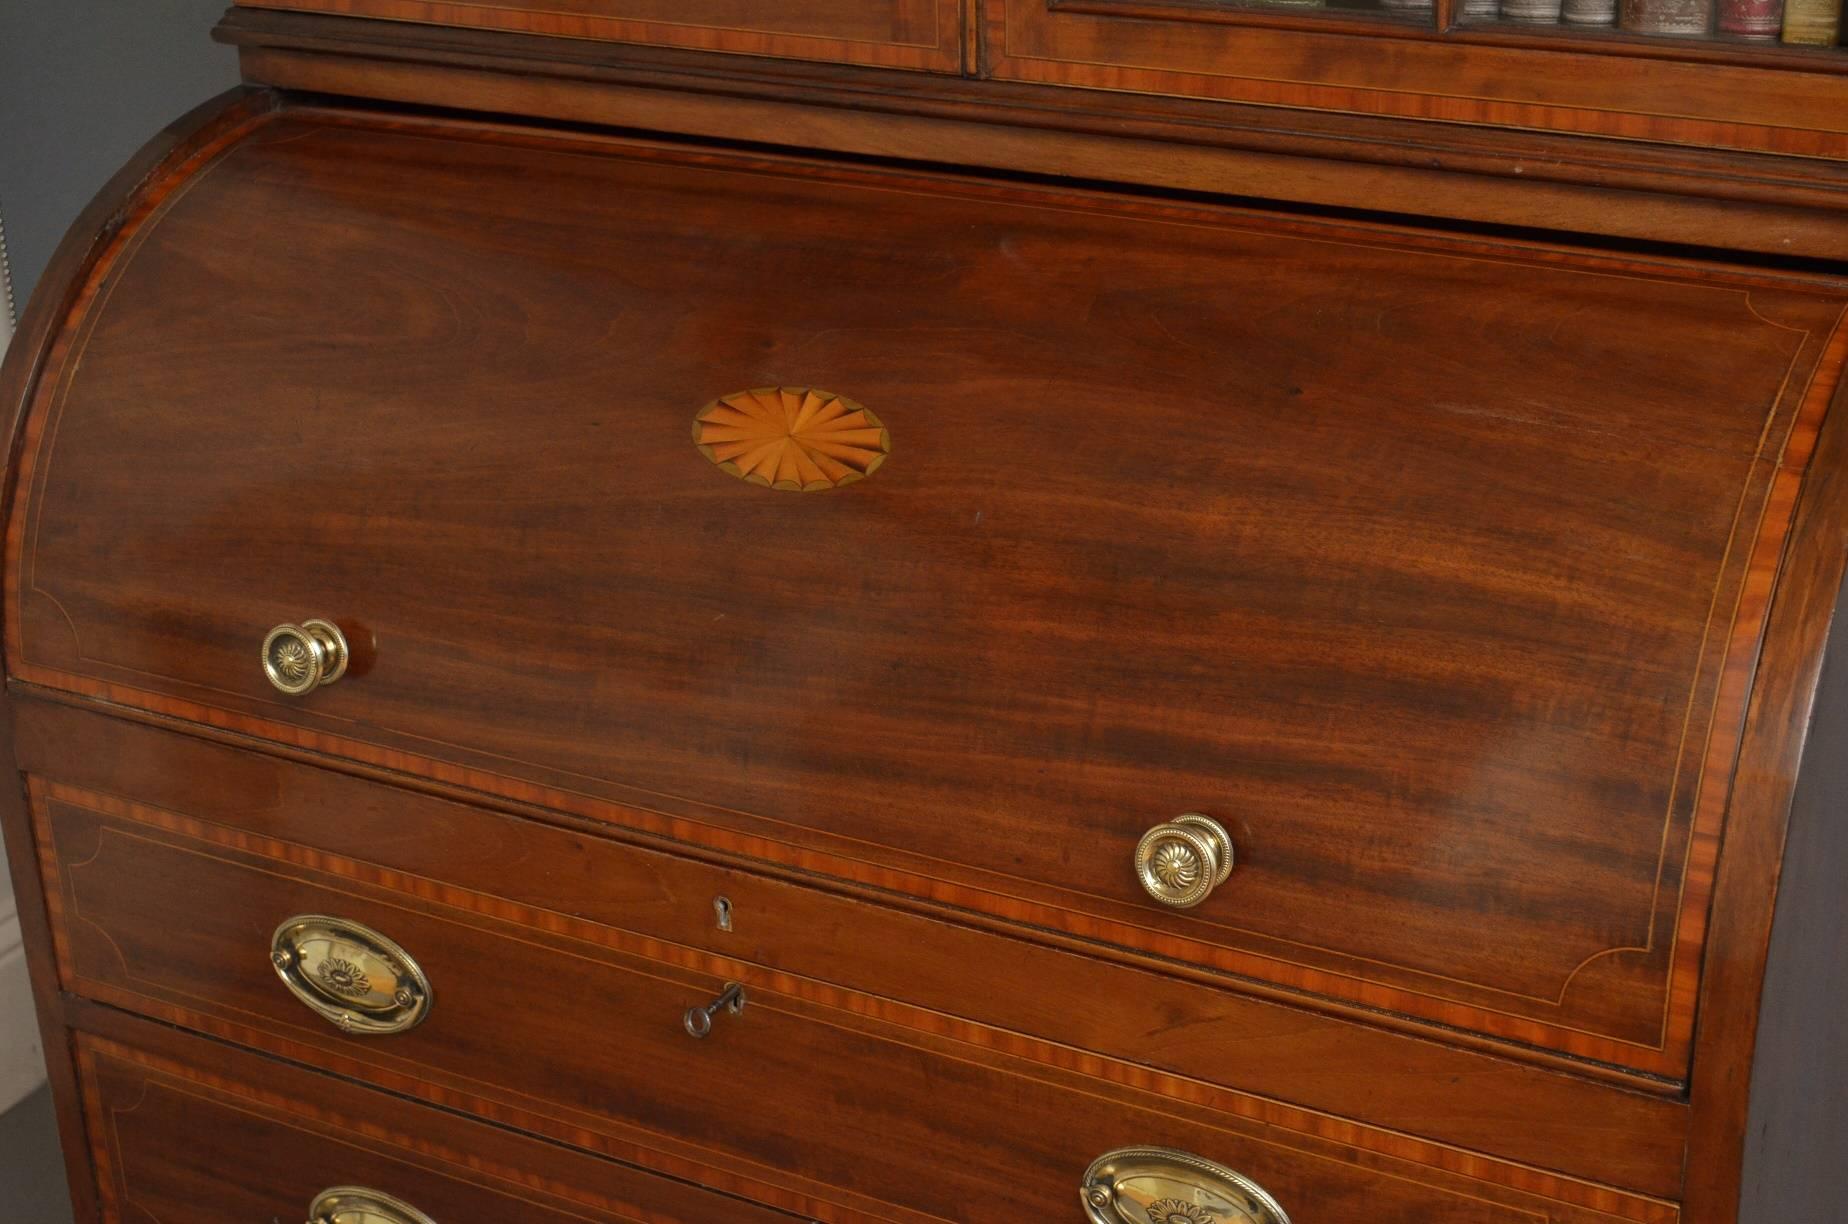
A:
308;1187;437;1224
262;619;349;696
1134;813;1234;909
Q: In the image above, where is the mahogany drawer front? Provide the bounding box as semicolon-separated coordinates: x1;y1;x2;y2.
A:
14;697;1690;1200
12;105;1847;1077
32;774;1678;1224
73;1020;804;1224
235;0;963;71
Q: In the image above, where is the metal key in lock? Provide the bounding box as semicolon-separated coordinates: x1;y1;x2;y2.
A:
683;981;746;1038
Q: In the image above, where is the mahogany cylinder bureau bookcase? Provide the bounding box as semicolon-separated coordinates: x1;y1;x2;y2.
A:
3;4;1847;1224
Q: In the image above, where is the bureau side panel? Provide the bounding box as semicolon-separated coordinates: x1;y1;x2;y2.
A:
1736;570;1848;1224
1681;361;1848;1222
0;86;284;1224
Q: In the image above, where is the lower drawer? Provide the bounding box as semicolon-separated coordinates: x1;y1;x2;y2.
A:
73;1018;801;1224
33;773;1676;1224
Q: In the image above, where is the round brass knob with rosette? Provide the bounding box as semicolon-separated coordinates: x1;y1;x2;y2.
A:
261;619;349;696
1134;813;1235;909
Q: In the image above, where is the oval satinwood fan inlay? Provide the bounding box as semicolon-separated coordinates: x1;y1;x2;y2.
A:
693;386;890;491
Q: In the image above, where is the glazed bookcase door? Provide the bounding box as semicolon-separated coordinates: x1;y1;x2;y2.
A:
983;1;1848;155
1043;0;1444;24
10;106;1846;1078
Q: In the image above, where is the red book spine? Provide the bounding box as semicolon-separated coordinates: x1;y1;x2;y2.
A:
1719;0;1784;34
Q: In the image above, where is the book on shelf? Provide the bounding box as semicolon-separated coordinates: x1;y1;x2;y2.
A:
1503;0;1566;20
1719;0;1784;34
1562;0;1619;24
1780;0;1843;40
1621;0;1715;33
1500;0;1559;19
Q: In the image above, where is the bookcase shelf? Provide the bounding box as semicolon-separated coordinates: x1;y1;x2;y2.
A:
1060;0;1846;50
1447;18;1848;62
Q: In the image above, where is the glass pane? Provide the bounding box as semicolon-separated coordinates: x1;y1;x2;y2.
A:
1453;0;1847;48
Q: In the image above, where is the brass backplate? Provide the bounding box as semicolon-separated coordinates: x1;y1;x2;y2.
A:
1083;1147;1291;1224
271;914;432;1036
309;1186;438;1224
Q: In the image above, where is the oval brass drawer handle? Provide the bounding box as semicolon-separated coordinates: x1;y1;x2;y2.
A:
1083;1147;1290;1224
271;915;432;1036
309;1186;437;1224
1134;813;1234;909
262;618;349;696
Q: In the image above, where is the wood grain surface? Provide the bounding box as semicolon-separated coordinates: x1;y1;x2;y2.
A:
74;1022;805;1224
214;10;1848;262
11;695;1693;1199
8;106;1846;1076
38;782;1679;1224
237;0;964;70
1677;321;1848;1222
3;68;1846;1222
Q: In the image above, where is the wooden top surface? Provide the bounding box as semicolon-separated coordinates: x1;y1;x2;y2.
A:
8;106;1846;1077
235;0;964;70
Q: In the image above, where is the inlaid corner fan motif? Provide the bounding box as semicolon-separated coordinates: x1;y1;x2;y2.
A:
693;386;890;491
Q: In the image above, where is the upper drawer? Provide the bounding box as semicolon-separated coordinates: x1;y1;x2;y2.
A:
236;0;963;71
9;103;1846;1078
39;777;1676;1223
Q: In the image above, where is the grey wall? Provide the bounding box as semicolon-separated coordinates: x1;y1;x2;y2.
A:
0;7;239;1220
1;0;240;308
